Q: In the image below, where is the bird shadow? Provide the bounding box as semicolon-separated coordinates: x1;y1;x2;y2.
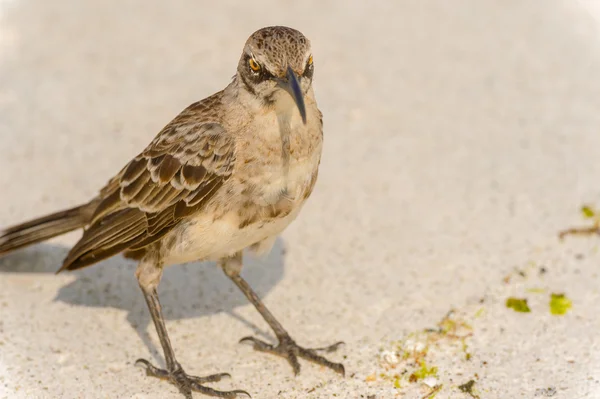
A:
0;238;286;363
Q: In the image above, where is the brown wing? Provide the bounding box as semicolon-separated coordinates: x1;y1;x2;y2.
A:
60;99;235;271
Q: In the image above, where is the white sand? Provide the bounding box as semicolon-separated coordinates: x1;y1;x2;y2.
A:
1;1;599;398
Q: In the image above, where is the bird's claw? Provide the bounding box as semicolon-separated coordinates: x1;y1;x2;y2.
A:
135;358;250;398
239;335;345;376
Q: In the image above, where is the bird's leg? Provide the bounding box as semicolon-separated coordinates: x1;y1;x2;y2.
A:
135;256;249;398
220;252;344;376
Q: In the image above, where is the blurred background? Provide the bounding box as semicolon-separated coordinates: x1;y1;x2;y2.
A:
1;1;600;398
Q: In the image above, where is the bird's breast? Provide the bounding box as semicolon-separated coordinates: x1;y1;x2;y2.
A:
237;103;322;207
159;105;322;265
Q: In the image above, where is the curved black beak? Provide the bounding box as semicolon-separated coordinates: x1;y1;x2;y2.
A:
279;66;307;124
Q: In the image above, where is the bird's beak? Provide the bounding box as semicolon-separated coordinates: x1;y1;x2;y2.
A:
279;66;307;124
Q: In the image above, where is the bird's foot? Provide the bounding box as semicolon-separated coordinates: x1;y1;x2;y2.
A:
239;334;345;376
135;359;250;399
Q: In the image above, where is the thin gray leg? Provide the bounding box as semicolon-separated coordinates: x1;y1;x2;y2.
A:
221;252;345;376
135;255;249;398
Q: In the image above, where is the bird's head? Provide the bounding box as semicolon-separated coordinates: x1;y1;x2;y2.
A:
237;26;314;124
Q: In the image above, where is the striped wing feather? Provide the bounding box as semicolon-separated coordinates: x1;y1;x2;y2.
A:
60;101;234;271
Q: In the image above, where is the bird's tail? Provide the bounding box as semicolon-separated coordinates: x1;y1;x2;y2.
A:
0;203;94;256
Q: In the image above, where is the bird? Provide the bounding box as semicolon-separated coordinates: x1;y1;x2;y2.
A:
0;26;344;398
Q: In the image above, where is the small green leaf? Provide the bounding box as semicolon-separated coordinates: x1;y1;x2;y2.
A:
458;380;475;393
550;293;572;315
506;297;531;313
408;360;438;382
458;380;480;398
581;205;595;219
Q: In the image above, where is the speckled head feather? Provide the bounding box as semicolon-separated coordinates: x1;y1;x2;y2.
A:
235;26;315;121
242;26;312;77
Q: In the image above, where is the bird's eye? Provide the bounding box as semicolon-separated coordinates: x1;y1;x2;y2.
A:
248;58;261;72
303;55;314;78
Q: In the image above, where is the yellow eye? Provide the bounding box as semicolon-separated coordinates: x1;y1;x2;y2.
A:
307;55;313;65
248;58;261;72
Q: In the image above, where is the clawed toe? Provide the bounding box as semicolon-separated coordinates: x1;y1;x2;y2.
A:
188;372;232;384
135;359;250;398
239;335;345;376
313;341;345;353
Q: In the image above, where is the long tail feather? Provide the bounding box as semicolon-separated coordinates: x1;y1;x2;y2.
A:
0;203;93;256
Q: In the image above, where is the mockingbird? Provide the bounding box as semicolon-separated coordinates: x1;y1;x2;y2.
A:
0;26;344;398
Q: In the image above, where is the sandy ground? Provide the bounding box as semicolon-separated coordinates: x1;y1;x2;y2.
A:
1;1;600;398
